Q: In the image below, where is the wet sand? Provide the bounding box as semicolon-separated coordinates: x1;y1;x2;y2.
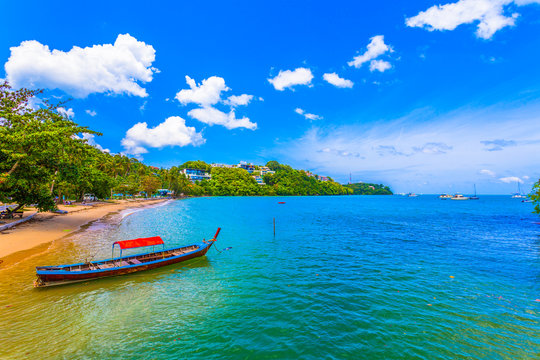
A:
0;199;170;261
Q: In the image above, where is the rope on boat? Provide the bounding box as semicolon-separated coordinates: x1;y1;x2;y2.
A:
84;249;100;266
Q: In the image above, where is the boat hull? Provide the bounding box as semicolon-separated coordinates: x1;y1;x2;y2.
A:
35;242;212;287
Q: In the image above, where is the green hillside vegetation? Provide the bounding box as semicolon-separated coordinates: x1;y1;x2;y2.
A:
194;163;352;196
344;182;393;195
199;167;272;196
179;160;212;172
263;166;351;196
531;180;540;214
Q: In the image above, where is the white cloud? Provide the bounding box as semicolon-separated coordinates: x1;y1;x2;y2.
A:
318;147;362;158
480;169;496;176
499;176;524;184
80;133;110;153
85;109;97;117
369;60;392;73
57;107;74;118
121;116;205;155
405;0;540;39
224;94;254;107
348;35;392;68
139;101;147;112
268;67;313;91
175;75;259;130
295;108;322;121
5;34;157;97
412;142;452;154
188;107;257;130
175;76;229;106
173;75;259;130
322;73;354;88
480;138;516;151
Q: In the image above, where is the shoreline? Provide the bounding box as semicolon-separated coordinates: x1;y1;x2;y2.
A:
0;198;172;263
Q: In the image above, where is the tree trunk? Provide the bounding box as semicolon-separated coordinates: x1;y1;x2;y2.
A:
50;170;58;194
6;160;20;176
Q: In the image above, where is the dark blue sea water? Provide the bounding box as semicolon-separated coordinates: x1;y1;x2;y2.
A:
1;196;539;359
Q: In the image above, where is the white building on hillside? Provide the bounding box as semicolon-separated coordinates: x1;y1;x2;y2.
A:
181;168;211;182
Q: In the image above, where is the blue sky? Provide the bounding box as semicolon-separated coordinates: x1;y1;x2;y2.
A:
2;0;540;194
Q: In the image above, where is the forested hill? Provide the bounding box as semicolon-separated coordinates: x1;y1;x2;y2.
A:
193;161;352;196
344;183;393;195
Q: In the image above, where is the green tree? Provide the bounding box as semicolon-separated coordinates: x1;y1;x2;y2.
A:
530;180;540;214
0;83;97;211
344;182;393;195
179;160;212;172
266;160;293;172
140;175;161;197
207;167;261;196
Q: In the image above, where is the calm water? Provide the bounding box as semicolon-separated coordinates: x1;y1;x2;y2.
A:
0;196;539;359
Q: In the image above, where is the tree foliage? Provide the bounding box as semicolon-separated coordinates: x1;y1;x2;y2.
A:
344;182;393;195
266;160;293;172
263;165;351;196
530;180;540;214
197;167;275;196
0;83;96;211
179;160;212;172
141;175;162;196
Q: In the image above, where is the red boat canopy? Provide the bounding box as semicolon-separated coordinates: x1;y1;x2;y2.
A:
113;236;164;250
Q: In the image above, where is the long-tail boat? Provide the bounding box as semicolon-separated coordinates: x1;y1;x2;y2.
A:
34;228;221;287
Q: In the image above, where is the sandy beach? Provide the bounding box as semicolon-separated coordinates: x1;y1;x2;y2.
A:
0;199;170;261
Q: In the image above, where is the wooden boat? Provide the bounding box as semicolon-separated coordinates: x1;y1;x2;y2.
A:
34;228;221;287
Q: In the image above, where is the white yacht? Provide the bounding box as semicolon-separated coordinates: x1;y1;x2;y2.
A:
511;181;526;198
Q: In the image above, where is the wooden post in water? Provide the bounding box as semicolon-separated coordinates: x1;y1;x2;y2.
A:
273;217;276;237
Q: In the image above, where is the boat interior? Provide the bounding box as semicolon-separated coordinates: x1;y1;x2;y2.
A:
37;245;200;272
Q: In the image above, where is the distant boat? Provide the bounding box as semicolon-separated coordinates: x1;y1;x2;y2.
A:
522;199;532;203
451;194;469;200
511;181;526;198
439;194;452;199
469;184;479;200
34;228;221;287
407;193;418;197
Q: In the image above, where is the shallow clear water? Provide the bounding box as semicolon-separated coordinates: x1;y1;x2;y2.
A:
0;196;539;359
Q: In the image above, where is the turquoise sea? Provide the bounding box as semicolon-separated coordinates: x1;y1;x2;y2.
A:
0;196;539;359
